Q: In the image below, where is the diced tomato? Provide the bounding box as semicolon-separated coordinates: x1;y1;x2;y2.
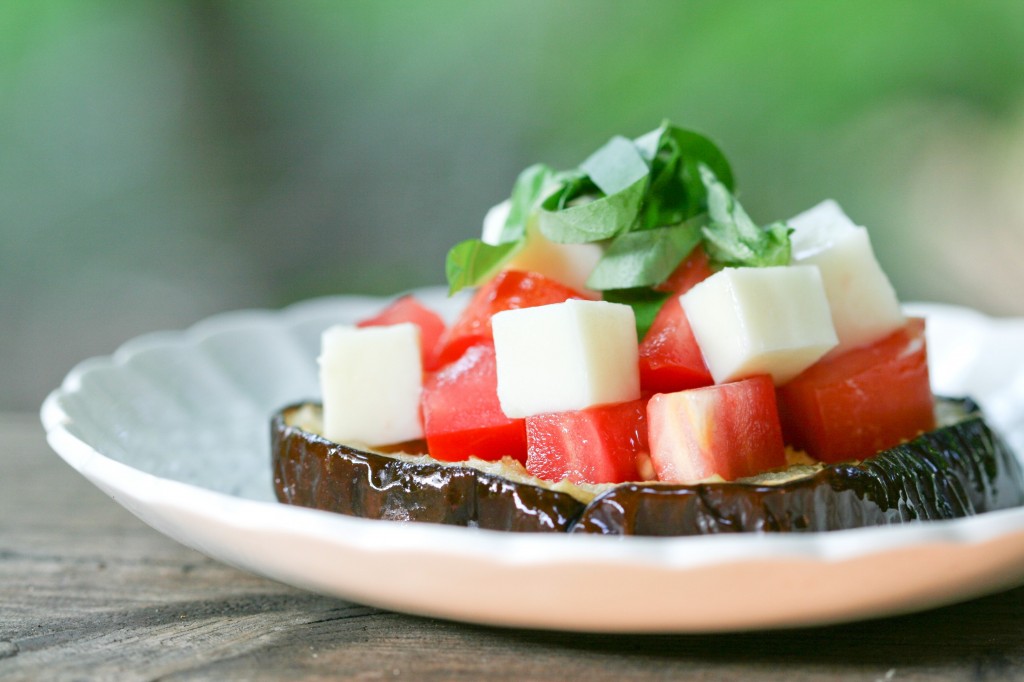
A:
421;343;527;463
434;269;588;367
525;399;648;484
648;375;786;482
639;248;714;393
639;308;713;394
357;295;447;371
776;317;935;464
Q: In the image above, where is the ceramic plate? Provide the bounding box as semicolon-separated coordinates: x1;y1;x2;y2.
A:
40;289;1024;632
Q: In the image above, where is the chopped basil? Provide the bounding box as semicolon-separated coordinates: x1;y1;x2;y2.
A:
579;135;651;196
699;165;792;268
445;239;520;295
444;122;792;301
538;173;647;244
499;163;556;244
444;164;556;293
586;218;702;290
600;287;671;339
634;122;735;231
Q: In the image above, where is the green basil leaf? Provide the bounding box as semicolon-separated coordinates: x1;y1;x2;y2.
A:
632;123;665;163
500;163;556;244
445;239;519;294
757;221;795;267
446;164;555;294
537;173;647;243
638;140;687;229
536;135;651;245
703;163;759;239
634;122;735;230
445;121;751;299
586;219;703;290
699;164;791;268
601;287;671;340
579;135;650;196
662;125;734;192
701;222;757;264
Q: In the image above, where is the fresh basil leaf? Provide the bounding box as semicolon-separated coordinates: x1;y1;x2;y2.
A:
601;287;670;340
633;122;735;230
632;123;665;163
445;239;519;294
663;126;734;192
586;219;702;290
703;163;759;239
446;164;555;294
544;169;594;209
536;134;652;245
500;163;556;244
699;164;791;268
758;221;794;266
537;173;647;243
638;138;687;229
445;121;751;298
579;135;650;196
701;222;757;264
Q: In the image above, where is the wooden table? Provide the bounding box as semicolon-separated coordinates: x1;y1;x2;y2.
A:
4;411;1024;681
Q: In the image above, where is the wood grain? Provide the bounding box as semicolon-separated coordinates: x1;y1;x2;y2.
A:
4;412;1024;681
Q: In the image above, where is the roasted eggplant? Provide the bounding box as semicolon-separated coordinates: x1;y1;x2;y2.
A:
272;404;587;532
272;398;1024;535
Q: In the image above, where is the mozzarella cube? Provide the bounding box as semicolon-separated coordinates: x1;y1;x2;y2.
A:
492;299;640;418
788;200;905;352
481;200;603;295
787;199;860;257
480;199;512;245
682;266;838;385
319;323;423;446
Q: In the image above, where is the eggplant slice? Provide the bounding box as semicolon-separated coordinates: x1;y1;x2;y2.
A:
272;404;586;532
272;398;1024;535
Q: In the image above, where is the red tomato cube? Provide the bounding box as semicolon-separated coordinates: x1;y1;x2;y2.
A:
525;400;649;484
776;317;935;464
421;344;527;463
639;305;713;394
357;295;447;371
434;269;588;367
648;375;786;482
639;248;714;393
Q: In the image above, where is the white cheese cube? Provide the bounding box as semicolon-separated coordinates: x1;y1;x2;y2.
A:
492;299;640;418
787;199;860;257
319;323;423;446
788;200;905;351
480;199;513;245
682;266;838;385
482;200;603;295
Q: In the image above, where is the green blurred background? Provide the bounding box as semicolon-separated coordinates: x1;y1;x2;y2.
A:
4;0;1024;411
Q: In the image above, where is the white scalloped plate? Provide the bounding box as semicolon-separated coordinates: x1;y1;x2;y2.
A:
40;289;1024;632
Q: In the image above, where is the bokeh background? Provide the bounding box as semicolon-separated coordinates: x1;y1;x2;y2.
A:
4;0;1024;411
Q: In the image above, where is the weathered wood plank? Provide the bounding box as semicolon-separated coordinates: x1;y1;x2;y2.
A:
4;412;1024;681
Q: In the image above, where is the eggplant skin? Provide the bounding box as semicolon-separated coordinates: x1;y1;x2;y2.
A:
272;406;585;532
570;399;1024;535
271;398;1024;535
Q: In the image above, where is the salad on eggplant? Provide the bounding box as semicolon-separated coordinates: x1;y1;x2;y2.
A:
272;122;1024;535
